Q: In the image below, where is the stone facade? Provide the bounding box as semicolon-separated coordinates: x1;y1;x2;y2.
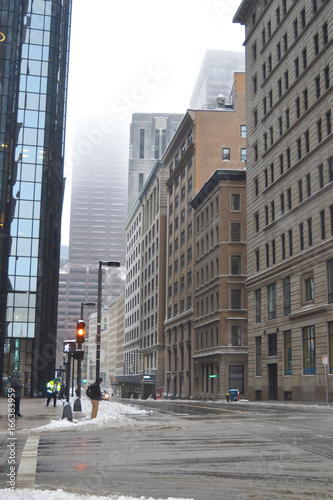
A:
127;113;183;213
139;161;168;396
234;0;333;401
124;203;142;377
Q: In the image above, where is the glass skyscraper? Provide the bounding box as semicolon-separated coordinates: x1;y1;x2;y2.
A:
0;0;72;396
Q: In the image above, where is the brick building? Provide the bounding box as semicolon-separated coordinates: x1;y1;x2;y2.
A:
163;73;246;398
191;170;247;399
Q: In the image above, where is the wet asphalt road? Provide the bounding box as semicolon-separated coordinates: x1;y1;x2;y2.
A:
32;400;333;500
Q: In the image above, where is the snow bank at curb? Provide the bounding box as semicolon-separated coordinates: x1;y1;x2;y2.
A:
25;398;180;433
2;488;193;500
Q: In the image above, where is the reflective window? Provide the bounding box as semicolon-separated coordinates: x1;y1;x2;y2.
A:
17;238;32;257
19;201;34;219
31;14;45;29
24;127;38;144
32;0;46;15
20;182;35;200
15;277;31;291
29;44;43;60
18;219;33;238
29;30;43;45
24;110;39;127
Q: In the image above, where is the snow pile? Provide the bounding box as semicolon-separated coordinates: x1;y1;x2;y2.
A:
3;489;193;500
27;397;150;433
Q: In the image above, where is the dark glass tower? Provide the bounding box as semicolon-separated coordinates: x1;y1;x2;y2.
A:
0;0;72;396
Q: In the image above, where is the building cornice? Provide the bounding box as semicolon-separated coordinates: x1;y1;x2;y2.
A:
164;307;194;327
191;169;246;209
162;111;195;166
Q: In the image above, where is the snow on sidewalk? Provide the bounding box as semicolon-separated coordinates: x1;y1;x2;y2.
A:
2;488;193;500
25;397;178;433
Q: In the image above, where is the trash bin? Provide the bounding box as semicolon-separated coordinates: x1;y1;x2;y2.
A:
229;389;239;402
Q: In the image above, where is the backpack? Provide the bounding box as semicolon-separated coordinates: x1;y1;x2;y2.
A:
86;384;93;399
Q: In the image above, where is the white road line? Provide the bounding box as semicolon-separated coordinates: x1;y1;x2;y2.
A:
17;435;40;488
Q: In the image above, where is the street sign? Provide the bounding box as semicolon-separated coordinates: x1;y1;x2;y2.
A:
209;375;218;378
141;374;156;382
322;355;328;365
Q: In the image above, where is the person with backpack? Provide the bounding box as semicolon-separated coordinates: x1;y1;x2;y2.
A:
86;377;103;419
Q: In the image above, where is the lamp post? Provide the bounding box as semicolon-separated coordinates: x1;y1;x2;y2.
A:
81;302;96;321
96;261;120;381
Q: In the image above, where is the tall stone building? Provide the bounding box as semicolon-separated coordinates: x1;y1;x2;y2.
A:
234;0;333;401
0;1;72;396
123;161;168;398
139;161;168;397
164;73;246;398
127;113;183;213
123;199;142;384
97;292;125;388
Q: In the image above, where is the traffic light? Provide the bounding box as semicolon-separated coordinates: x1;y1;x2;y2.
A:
76;320;86;344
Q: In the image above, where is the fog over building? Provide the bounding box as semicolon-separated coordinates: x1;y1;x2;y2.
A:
189;49;245;110
127;113;183;214
57;117;127;361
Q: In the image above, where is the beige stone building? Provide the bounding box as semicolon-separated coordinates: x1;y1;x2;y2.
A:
123;160;169;398
124;202;142;379
191;170;247;399
139;161;168;397
234;0;333;401
163;73;246;398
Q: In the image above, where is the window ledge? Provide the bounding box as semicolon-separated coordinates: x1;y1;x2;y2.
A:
289;304;328;320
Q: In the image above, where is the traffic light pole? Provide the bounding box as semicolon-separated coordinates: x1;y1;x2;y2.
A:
74;320;86;412
66;353;71;403
77;344;82;399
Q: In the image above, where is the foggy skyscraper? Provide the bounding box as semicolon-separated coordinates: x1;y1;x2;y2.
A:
57;117;128;357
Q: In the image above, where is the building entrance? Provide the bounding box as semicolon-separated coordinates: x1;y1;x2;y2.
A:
268;363;278;400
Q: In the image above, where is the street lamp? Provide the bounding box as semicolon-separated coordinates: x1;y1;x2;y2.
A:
96;260;120;381
81;302;96;321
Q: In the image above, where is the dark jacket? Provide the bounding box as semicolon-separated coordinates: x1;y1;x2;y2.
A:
90;381;102;400
11;372;23;398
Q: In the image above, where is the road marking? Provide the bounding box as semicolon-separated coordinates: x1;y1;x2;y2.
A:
17;435;40;488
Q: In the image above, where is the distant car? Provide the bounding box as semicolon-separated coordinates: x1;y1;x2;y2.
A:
101;389;109;401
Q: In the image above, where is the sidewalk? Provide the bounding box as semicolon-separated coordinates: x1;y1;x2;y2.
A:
0;397;86;433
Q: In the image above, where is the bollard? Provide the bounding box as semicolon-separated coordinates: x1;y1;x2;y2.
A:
62;403;73;421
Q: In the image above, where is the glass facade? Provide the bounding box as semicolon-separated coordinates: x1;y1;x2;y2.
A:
0;0;72;396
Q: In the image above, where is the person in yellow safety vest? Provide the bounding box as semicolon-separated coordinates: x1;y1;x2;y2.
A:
46;378;61;407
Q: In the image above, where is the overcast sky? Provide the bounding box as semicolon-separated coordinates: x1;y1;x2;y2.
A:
61;0;245;245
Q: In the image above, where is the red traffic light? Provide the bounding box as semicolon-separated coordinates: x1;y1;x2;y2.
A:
77;320;86;344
